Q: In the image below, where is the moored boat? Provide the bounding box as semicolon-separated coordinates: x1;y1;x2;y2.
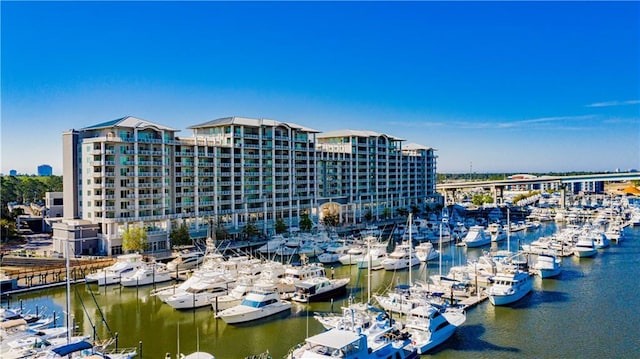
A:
488;269;533;306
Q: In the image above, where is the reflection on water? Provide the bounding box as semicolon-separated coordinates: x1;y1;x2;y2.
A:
5;225;640;358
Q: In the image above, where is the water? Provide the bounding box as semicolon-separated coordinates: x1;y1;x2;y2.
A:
5;224;640;358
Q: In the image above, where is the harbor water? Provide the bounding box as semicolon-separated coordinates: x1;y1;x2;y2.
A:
4;224;640;358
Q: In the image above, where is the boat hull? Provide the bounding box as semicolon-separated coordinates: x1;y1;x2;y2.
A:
218;303;291;324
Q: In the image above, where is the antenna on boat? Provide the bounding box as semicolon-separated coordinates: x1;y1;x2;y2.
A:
409;213;413;286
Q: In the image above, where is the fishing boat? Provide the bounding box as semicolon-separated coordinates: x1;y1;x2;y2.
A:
286;326;418;359
405;304;466;354
216;289;291;324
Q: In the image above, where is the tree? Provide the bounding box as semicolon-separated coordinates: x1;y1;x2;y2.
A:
0;218;17;241
122;227;148;253
299;213;313;232
382;207;391;220
396;207;408;218
321;213;339;228
215;224;230;241
411;205;420;217
364;210;373;222
169;223;191;247
242;222;260;240
275;218;287;234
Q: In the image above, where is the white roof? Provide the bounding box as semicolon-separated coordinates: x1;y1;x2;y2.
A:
403;143;434;151
305;329;361;349
81;116;177;132
188;116;319;133
317;129;403;141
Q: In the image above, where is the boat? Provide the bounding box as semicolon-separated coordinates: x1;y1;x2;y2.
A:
338;246;366;265
490;226;508;243
572;237;597;258
166;249;205;272
382;219;420;272
381;241;420;271
216;289;291;324
286;326;418;359
355;240;388;269
120;262;173;287
593;232;610;249
488;269;533;306
181;352;215;359
33;339;137;358
531;252;562;279
414;242;439;262
291;276;349;302
404;304;466;354
85;253;145;286
459;225;490;248
163;275;232;310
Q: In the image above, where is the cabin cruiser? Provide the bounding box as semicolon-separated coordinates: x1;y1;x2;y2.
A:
459;225;490;248
216;289;291;324
531;252;561;279
573;237;598;258
488;269;533;306
120;262;173;287
381;242;420;271
415;242;439;262
287;326;418;359
85;253;145;286
291;276;349;302
166;249;204;272
405;304;466;354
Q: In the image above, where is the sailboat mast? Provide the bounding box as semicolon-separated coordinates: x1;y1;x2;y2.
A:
438;221;443;277
65;239;71;344
408;213;412;285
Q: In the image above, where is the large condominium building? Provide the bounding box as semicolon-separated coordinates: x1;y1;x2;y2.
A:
54;116;437;256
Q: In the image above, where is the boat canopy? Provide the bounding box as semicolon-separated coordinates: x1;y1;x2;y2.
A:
306;329;361;349
51;340;94;356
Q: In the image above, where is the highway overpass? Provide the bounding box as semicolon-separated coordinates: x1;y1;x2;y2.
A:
437;172;640;207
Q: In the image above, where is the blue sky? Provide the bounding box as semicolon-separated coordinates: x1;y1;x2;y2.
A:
2;1;639;175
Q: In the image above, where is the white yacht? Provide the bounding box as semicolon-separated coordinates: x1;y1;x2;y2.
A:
531;252;561;279
85;253;145;286
488;269;533;306
287;325;417;359
573;237;597;258
162;271;234;310
356;240;388;269
166;249;204;272
216;289;291;324
414;242;439;262
405;304;466;354
381;242;420;271
211;278;260;312
338;246;366;265
120;262;173;287
459;225;490;248
291;276;349;302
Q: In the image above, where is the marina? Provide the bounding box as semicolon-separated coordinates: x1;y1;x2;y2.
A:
2;215;639;358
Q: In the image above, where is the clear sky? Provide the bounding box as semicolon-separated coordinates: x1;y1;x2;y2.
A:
2;1;639;175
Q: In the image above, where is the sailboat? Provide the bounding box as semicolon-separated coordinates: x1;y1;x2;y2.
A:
35;241;138;358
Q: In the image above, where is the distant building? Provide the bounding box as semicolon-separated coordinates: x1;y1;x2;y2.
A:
38;164;53;176
9;170;17;176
